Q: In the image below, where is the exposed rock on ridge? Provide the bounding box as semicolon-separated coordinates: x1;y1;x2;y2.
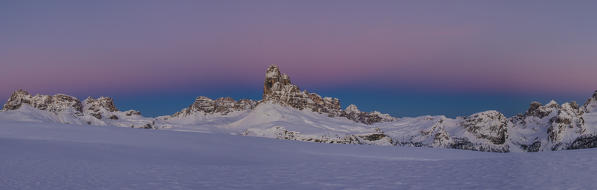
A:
509;100;586;151
1;89;150;128
262;65;394;124
2;89;83;113
5;68;597;153
173;96;257;117
341;104;395;125
584;90;597;113
170;65;394;124
263;65;342;116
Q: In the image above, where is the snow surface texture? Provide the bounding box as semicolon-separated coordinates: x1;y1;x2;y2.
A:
3;122;597;190
2;65;597;152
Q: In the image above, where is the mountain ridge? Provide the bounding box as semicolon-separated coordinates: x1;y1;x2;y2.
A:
2;65;597;152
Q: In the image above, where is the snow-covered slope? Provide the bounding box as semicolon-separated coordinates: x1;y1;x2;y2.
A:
2;65;597;153
161;102;394;145
3;121;597;189
0;90;156;129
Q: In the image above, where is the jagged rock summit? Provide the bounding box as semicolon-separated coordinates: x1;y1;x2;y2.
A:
172;65;394;124
262;65;394;124
263;65;342;116
584;90;597;113
3;89;83;113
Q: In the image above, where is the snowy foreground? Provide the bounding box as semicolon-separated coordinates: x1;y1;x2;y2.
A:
2;122;597;190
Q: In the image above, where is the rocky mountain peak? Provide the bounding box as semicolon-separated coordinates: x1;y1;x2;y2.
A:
261;65;395;124
345;104;360;114
584;90;597;113
82;96;122;119
263;65;297;101
262;65;339;113
546;100;560;108
462;110;509;145
525;101;561;118
2;89;31;110
84;97;118;112
2;89;83;113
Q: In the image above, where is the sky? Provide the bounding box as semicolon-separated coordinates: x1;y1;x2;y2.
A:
1;1;596;117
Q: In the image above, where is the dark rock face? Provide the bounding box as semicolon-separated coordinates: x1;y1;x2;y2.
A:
262;65;394;124
526;101;551;118
449;137;508;152
90;113;102;120
461;111;509;145
520;141;542;152
568;135;597;150
359;133;388;141
173;96;257;116
260;126;392;145
2;89;83;113
125;110;141;116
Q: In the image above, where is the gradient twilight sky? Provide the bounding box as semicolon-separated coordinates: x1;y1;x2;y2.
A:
1;1;596;117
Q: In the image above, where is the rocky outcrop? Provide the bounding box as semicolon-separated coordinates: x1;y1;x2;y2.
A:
84;97;118;112
399;113;510;152
173;96;257;116
568;134;597;150
1;90;153;128
509;100;586;151
83;97;119;119
263;65;394;124
341;104;394;124
125;110;141;116
170;65;394;124
243;126;393;145
263;65;342;116
2;89;83;113
584;90;597;113
546;102;585;149
462;111;509;145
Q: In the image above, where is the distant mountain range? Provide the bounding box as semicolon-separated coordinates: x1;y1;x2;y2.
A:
2;65;597;152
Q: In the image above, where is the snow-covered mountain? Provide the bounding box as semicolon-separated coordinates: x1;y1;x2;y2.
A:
0;89;155;128
2;65;597;152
